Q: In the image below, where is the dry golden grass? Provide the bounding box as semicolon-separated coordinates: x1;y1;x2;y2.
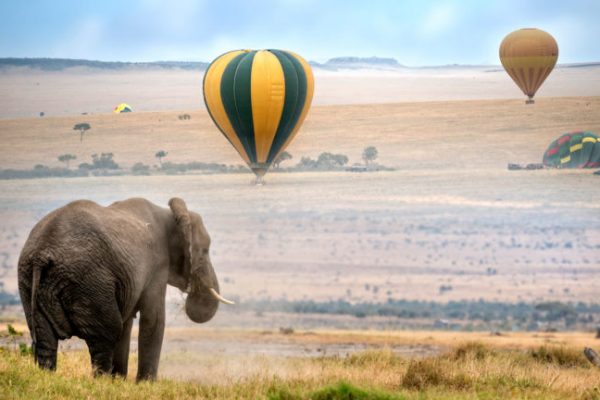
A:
2;336;600;399
1;97;599;170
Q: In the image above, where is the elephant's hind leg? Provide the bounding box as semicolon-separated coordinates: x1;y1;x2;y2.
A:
111;317;134;378
86;338;116;376
69;282;123;376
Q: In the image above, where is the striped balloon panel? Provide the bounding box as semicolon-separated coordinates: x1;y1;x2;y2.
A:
499;28;558;98
500;57;557;97
543;132;600;168
203;49;314;175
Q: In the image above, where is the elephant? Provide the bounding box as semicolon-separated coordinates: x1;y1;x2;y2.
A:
17;197;233;381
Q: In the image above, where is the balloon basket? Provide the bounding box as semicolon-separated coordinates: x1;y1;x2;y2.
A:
525;99;535;105
252;176;266;186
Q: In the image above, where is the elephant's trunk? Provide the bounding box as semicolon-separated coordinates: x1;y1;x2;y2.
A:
184;261;232;323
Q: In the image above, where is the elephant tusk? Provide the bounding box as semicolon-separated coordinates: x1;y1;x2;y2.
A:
209;287;235;305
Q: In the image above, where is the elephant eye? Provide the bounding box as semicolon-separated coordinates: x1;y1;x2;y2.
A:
202;248;208;255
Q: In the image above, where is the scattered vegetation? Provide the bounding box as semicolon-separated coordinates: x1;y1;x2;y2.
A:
1;341;598;399
242;298;600;331
295;152;349;171
160;161;247;175
528;345;589;368
72;123;91;142
273;151;293;169
155;150;168;166
362;146;378;165
79;153;119;171
57;154;76;168
0;148;394;180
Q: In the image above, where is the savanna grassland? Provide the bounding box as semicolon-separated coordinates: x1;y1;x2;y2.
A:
1;66;600;398
2;326;600;399
0;97;599;305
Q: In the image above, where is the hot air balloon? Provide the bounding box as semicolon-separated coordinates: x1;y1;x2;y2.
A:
113;103;133;113
499;28;558;104
203;49;314;182
543;132;600;168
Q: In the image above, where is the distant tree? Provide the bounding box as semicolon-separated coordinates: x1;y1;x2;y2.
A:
73;123;91;142
317;152;349;169
39;112;45;117
296;152;349;170
273;151;292;169
155;150;168;166
297;156;317;169
131;162;150;175
362;146;378;165
82;153;119;170
58;154;76;168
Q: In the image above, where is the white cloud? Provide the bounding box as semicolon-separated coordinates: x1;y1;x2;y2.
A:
138;0;207;35
52;17;106;59
419;2;459;38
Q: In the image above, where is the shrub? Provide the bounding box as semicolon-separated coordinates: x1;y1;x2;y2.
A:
402;359;472;390
451;342;494;360
310;382;399;400
131;162;150;175
528;346;589;368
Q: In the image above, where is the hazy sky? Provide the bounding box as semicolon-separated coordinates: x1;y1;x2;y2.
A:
1;0;598;65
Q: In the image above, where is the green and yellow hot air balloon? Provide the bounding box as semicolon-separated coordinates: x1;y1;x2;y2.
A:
113;103;133;113
203;49;314;181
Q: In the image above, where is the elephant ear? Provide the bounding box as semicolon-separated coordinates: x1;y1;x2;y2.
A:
168;198;193;286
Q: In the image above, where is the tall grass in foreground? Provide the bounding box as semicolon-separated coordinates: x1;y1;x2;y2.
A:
1;343;599;400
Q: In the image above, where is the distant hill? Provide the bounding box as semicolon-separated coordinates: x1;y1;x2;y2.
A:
308;56;404;71
327;56;401;66
0;58;209;71
1;57;598;73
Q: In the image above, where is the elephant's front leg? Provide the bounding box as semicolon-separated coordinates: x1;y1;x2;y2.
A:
112;317;134;378
136;286;166;381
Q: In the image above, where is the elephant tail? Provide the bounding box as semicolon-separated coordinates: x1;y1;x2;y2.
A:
29;259;45;348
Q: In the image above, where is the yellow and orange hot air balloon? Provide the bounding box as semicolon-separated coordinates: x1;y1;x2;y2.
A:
499;28;558;104
203;49;314;182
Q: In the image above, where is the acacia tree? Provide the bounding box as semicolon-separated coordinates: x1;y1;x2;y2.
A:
273;151;292;169
155;150;168;167
58;154;77;168
73;123;91;142
362;146;378;165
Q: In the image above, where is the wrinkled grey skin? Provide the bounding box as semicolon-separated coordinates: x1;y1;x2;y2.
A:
18;197;221;381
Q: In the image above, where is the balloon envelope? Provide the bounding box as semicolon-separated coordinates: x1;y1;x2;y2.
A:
113;103;132;113
203;49;314;177
543;132;600;168
499;28;558;102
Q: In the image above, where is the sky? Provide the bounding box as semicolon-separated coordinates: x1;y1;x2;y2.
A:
1;0;598;65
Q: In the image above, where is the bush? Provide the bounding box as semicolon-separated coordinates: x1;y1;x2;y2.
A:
131;162;150;175
402;359;472;390
528;346;589;368
344;349;400;368
296;152;349;171
451;342;494;360
0;166;88;179
91;153;119;169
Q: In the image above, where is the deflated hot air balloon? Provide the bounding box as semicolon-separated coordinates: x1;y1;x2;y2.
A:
499;28;558;104
543;132;600;169
203;49;314;182
113;103;133;113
